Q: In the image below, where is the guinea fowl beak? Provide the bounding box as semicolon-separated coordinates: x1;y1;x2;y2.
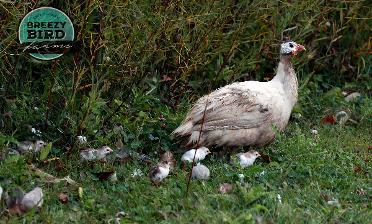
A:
292;44;306;55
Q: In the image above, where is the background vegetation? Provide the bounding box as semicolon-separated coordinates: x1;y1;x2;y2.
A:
0;0;371;223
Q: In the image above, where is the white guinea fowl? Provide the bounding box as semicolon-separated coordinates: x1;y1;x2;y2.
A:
181;147;211;163
173;41;305;147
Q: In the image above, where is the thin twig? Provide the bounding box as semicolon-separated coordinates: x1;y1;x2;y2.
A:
185;94;210;195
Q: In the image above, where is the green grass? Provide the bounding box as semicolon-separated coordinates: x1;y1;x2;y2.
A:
1;121;370;223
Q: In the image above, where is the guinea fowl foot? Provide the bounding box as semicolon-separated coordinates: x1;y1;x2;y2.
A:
227;146;239;163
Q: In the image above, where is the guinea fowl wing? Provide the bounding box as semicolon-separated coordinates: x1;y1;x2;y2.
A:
174;82;274;135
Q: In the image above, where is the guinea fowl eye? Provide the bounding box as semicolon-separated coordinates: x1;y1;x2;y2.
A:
289;43;294;48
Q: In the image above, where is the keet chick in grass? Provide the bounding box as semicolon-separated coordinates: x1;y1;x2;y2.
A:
80;146;113;161
17;140;46;154
148;161;171;186
21;187;43;211
181;147;211;163
192;163;210;180
181;147;211;169
236;150;261;168
159;151;176;171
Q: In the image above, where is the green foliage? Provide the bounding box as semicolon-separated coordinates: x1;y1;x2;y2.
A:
0;1;370;151
0;123;370;223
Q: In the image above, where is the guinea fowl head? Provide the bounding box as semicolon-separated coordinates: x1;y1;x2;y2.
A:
160;160;171;169
199;147;211;155
245;150;261;158
280;41;305;56
34;140;46;151
99;146;113;155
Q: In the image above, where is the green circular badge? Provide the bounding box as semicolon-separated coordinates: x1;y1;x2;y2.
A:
19;7;74;60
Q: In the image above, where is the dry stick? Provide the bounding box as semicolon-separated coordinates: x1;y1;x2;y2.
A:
185;94;210;195
281;26;298;41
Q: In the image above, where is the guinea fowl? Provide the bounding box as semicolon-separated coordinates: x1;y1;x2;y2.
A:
173;41;305;147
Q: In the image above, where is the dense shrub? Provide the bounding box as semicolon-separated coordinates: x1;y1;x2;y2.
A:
0;0;370;151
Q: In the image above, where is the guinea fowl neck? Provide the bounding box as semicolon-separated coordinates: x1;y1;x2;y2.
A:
272;55;298;107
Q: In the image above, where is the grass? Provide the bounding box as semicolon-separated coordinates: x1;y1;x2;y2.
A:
1;120;370;223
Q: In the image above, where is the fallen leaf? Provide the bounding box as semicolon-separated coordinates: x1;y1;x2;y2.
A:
162;75;173;81
91;171;116;181
320;192;331;201
78;187;83;199
39;142;52;161
59;193;69;204
259;152;272;163
219;183;234;194
321;115;336;125
353;166;362;173
115;139;124;149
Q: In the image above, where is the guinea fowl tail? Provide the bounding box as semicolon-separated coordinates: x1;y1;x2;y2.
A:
172;121;193;136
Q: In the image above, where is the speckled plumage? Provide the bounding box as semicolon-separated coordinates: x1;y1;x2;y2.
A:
160;151;176;171
17;140;46;153
80;146;113;161
148;161;170;185
173;41;305;147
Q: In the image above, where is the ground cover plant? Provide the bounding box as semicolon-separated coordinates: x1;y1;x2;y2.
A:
0;0;371;223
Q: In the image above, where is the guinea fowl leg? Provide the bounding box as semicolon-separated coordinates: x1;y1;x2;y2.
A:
227;146;238;162
217;147;226;160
